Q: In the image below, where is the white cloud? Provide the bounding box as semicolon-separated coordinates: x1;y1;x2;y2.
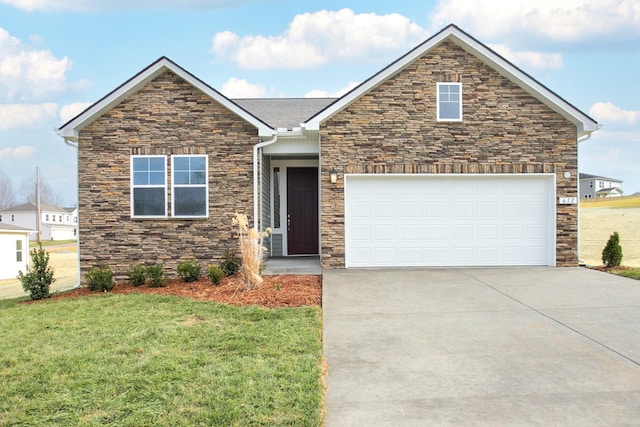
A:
212;8;428;69
59;102;92;124
489;44;563;71
220;77;266;98
0;145;36;160
0;102;58;130
430;0;640;43
305;81;360;98
0;0;247;11
589;102;640;125
0;28;72;100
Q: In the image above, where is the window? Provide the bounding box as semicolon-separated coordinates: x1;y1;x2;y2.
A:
59;215;63;222
131;155;167;217
599;181;604;189
11;214;14;222
45;214;49;222
273;167;281;228
437;82;462;121
171;155;208;217
0;214;2;222
16;240;23;262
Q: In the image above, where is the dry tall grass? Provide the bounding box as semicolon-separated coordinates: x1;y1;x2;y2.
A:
232;213;271;291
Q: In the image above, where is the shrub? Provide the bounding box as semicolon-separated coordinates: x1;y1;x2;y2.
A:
177;259;202;282
602;231;623;267
146;264;166;288
127;264;147;287
207;265;224;285
220;250;241;276
232;213;271;290
18;244;55;300
85;265;115;292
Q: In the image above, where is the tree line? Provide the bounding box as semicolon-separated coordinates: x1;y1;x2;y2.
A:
0;171;63;210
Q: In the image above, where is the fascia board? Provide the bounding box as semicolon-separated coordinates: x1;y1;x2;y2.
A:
305;25;598;135
57;57;273;139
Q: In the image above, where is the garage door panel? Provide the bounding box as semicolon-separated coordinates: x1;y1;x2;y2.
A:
345;175;554;267
375;202;395;217
374;225;395;240
426;224;447;240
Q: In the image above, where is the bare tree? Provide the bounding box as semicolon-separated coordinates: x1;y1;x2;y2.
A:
19;173;63;207
0;171;17;210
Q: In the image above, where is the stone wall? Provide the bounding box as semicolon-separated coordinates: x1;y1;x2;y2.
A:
320;40;579;268
77;70;257;280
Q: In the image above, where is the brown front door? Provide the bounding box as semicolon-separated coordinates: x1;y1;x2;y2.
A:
287;167;319;255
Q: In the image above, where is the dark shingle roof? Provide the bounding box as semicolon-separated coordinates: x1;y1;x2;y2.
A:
0;202;65;213
579;173;623;182
0;223;34;233
232;98;336;130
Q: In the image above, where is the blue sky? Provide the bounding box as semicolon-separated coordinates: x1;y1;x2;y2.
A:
0;0;639;206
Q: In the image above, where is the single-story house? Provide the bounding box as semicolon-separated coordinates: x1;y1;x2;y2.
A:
57;24;598;279
0;224;33;280
0;202;78;241
579;173;623;198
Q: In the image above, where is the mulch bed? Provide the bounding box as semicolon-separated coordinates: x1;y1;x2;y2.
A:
35;275;322;308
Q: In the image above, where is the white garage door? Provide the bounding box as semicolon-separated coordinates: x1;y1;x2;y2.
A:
345;174;555;267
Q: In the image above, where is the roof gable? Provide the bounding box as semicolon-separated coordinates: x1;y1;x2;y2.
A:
0;201;66;213
304;24;598;137
57;57;273;141
579;173;623;182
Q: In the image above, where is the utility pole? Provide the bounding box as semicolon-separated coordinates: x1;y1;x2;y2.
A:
36;167;41;243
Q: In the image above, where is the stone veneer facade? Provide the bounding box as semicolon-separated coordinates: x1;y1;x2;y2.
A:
77;70;257;280
320;41;579;268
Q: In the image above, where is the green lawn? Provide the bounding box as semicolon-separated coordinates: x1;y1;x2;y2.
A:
610;267;640;280
29;239;77;248
0;294;323;426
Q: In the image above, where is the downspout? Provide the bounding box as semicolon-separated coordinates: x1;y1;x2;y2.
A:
60;135;81;289
253;133;278;230
576;127;599;265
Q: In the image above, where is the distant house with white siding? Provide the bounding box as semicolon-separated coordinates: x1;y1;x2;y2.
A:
0;224;33;279
579;173;623;199
0;202;78;241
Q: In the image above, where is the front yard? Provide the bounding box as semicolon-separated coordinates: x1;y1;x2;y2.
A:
0;294;323;426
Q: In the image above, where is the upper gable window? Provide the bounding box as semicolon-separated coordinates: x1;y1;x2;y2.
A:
437;82;462;121
131;155;167;218
171;155;208;218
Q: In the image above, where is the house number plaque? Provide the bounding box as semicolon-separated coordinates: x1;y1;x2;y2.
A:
558;197;577;205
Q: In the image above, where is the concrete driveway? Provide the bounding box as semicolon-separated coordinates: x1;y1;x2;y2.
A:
323;267;640;426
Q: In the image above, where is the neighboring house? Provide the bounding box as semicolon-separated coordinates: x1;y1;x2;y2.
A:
0;224;33;280
579;173;623;198
0;202;78;241
56;24;598;279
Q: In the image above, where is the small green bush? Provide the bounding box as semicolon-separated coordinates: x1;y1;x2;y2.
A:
85;265;114;292
18;244;55;300
146;264;166;288
207;265;224;285
177;259;202;282
127;264;147;287
220;250;240;276
602;231;623;267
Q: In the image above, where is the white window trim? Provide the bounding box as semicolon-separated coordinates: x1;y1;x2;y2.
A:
130;155;168;219
171;154;209;219
437;82;463;122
